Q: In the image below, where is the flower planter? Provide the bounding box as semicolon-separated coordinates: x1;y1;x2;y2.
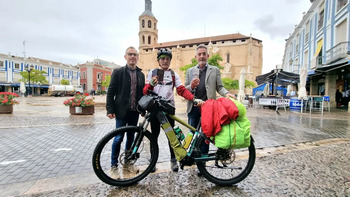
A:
0;105;13;114
69;106;95;115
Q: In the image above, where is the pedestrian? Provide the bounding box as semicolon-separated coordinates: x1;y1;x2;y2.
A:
336;89;343;108
106;46;145;179
184;44;236;164
143;48;202;172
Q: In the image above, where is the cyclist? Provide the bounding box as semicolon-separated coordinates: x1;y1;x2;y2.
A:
143;48;202;172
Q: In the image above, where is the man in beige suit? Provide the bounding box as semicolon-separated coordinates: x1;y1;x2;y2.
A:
185;44;235;158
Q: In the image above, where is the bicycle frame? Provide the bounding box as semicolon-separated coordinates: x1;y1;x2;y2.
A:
134;109;215;163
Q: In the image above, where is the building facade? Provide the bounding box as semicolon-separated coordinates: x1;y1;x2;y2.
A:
138;0;263;87
282;0;350;108
78;59;120;94
0;53;80;94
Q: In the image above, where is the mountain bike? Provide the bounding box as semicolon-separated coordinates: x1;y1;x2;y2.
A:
92;92;256;186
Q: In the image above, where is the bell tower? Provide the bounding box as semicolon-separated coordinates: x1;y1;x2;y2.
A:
139;0;158;50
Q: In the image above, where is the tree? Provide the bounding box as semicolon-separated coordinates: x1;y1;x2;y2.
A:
180;54;224;74
102;75;111;89
222;78;239;90
20;69;48;84
245;79;256;89
222;78;256;91
61;79;70;85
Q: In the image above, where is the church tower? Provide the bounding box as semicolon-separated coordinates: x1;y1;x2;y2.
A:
139;0;158;50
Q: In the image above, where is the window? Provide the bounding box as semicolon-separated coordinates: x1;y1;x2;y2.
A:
148;36;151;44
0;61;3;68
295;34;299;54
336;19;347;44
142;35;145;44
148;20;151;28
318;10;324;31
154;23;156;30
142;20;145;28
97;72;103;82
54;68;59;75
64;70;68;76
15;63;20;69
337;0;347;12
226;53;230;63
305;21;310;43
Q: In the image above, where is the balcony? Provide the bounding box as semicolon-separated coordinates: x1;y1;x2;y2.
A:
325;41;350;64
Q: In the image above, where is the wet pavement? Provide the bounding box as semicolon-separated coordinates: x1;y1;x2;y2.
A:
0;95;349;196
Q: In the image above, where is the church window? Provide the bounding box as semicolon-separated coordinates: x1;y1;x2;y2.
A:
142;36;145;44
148;20;151;28
148;36;151;44
142;20;145;28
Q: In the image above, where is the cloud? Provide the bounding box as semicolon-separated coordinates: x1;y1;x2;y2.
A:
254;15;295;39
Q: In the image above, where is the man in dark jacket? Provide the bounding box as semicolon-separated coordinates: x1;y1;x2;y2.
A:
106;46;145;179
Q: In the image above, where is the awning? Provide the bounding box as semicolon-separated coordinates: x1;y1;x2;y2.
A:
316;57;350;72
314;39;323;56
256;69;300;85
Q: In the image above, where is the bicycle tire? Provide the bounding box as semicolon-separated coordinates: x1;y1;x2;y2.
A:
92;126;158;186
196;136;256;186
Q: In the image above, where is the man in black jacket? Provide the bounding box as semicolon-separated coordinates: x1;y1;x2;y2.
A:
106;46;145;179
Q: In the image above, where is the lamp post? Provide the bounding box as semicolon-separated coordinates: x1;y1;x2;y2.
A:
26;65;34;97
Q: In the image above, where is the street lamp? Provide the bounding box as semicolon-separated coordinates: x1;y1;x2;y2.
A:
26;65;34;97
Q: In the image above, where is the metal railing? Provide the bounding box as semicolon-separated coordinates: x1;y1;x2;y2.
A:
325;41;350;64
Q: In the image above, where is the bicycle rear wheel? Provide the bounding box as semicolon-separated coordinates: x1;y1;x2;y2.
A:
196;136;255;186
92;126;158;186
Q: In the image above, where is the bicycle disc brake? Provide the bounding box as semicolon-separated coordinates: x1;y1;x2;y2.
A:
120;150;139;165
216;148;236;165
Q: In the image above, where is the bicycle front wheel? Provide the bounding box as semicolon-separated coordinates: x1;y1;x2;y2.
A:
92;126;158;186
196;136;256;186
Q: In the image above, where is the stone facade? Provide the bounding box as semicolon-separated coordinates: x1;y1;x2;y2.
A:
137;0;263;85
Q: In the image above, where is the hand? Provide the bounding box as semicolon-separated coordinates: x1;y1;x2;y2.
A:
191;78;200;90
150;76;158;87
193;98;204;107
226;93;236;100
107;113;115;119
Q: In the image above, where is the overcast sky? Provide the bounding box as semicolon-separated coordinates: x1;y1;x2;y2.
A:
1;0;311;74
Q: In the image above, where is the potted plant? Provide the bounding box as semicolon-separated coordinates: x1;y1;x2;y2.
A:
63;93;95;115
0;92;20;114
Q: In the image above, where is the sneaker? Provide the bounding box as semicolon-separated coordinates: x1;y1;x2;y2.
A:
171;159;179;172
123;163;139;174
109;166;120;179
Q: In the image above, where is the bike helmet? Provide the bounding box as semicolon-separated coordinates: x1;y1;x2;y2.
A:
157;48;172;60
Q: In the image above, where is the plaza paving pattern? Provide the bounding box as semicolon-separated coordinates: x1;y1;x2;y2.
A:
0;95;349;196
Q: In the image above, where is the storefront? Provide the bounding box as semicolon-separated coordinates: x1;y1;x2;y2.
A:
314;59;350;109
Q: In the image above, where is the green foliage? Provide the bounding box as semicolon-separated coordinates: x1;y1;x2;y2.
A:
222;78;256;90
102;75;111;88
180;58;197;72
245;80;256;88
20;69;48;84
207;54;224;69
61;79;70;85
180;54;224;74
222;78;239;90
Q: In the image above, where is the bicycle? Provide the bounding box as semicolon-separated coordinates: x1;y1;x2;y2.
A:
92;92;256;186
